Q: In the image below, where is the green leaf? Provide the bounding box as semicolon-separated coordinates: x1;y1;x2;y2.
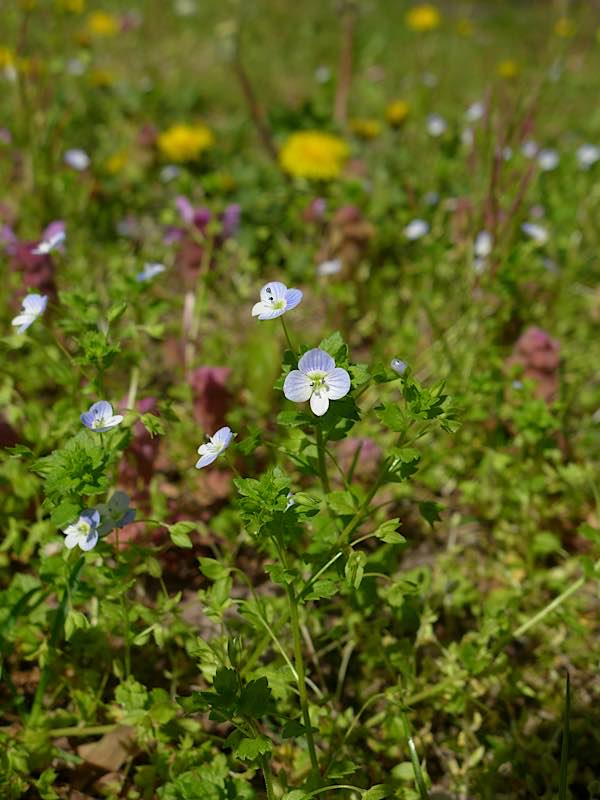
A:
107;300;128;323
198;557;231;581
213;667;238;700
282;792;309;800
239;676;273;717
319;331;347;362
327;490;357;516
64;610;89;641
327;758;358;779
303;578;338;601
50;500;81;529
375;403;407;433
374;518;406;544
233;734;272;761
363;786;390;800
140;412;164;437
167;522;196;548
419;501;442;527
281;719;308;739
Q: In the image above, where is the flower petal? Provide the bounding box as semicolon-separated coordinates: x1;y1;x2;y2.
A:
213;426;234;448
298;348;335;375
90;400;113;418
284;288;303;310
260;281;287;303
310;391;330;416
79;530;98;551
325;367;351;399
195;451;219;469
258;306;286;320
283;370;312;402
64;533;80;549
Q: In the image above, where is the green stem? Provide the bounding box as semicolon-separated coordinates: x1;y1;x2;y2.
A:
115;528;131;677
513;575;585;638
315;427;330;494
286;582;320;782
49;724;117;738
28;556;85;727
260;754;277;800
279;315;295;354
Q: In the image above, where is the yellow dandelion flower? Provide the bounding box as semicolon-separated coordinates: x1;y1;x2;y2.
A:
349;118;382;140
157;123;214;162
385;100;410;126
554;18;576;38
86;11;119;37
0;47;15;70
279;131;349;180
497;59;520;79
406;4;441;32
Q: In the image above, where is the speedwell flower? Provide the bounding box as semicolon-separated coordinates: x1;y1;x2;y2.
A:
283;348;351;416
96;491;136;536
404;219;429;240
577;144;599;170
195;426;235;469
32;226;66;255
81;400;124;432
64;148;91;171
426;113;447;137
252;281;303;320
11;294;47;333
62;509;100;551
136;262;166;282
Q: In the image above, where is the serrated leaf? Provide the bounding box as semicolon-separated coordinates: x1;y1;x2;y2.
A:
419;501;442;527
233;734;272;761
327;490;357;516
50;500;81;529
239;677;273;717
303;578;338;601
140;412;164;437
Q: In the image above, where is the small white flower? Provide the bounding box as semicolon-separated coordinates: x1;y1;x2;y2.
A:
521;222;548;245
466;101;485;122
426;114;447;137
537;148;559;171
404;219;429;240
474;230;493;259
286;491;295;510
577;144;600;170
136;262;166;282
11;294;48;333
390;358;407;376
160;165;181;182
62;509;100;551
195;426;235;469
32;229;66;255
316;258;342;277
521;140;538;159
64;148;90;171
283;348;351;417
80;400;124;432
252;281;303;320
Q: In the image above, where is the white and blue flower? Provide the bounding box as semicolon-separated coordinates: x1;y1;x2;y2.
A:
62;509;101;551
252;281;303;320
136;262;166;282
196;426;235;469
11;294;48;333
283;348;351;416
81;401;124;433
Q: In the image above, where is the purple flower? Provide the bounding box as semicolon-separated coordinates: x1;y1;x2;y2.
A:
81;401;124;432
252;281;303;320
283;348;351;416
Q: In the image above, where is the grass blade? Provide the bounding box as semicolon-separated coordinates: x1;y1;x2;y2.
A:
401;713;429;800
558;670;571;800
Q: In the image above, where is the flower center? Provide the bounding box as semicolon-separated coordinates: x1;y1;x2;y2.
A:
307;370;328;392
76;521;91;536
92;416;106;429
270;298;286;310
